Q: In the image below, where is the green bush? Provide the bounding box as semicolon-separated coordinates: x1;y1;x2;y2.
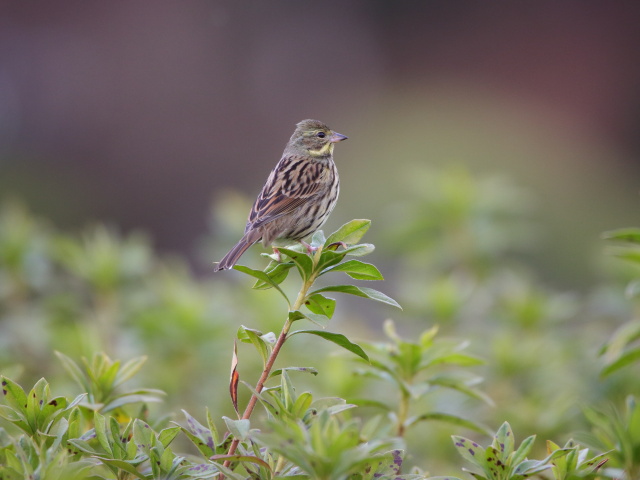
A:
2;167;640;478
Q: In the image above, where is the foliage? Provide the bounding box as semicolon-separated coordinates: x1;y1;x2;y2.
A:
429;423;607;480
2;166;640;478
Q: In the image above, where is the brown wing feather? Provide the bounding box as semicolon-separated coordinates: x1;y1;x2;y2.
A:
246;155;323;232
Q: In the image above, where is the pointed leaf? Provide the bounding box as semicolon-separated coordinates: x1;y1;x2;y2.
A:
603;228;640;244
289;330;369;361
0;377;28;417
114;356;147;387
253;261;295;290
179;410;215;457
601;347;640;377
305;294;336;319
94;412;113;456
409;412;491;435
511;435;536;466
276;247;314;280
452;435;486;468
223;417;251;442
54;352;90;393
493;421;515;460
321;259;384;280
311;285;402;309
238;326;271;367
270;367;319;378
325;219;371;246
289;310;330;328
232;265;289;304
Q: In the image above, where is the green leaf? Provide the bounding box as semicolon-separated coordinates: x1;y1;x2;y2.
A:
321;259;384;280
103;392;164;412
276;247;314;280
603;228;640;244
1;376;28;415
602;347;640;377
158;426;181;448
290;330;369;361
452;435;486;468
311;285;402;309
511;435;536;467
429;376;494;406
223;417;251;442
253;261;295;290
180;410;216;457
493;421;515;459
233;265;289;304
311;230;326;247
408;412;490;435
94;412;113;456
98;459;148;479
270;367;319;378
289;310;330;328
0;405;24;422
343;243;375;257
114;356;148;388
348;398;392;411
238;326;272;367
305;294;336;319
210;454;272;471
325;219;371;246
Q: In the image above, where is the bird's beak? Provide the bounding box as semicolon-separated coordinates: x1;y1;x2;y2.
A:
329;131;348;143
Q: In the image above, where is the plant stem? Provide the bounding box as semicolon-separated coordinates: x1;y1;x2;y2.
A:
397;390;410;437
222;266;317;470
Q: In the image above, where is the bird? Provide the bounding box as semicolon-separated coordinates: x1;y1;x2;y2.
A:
214;119;347;272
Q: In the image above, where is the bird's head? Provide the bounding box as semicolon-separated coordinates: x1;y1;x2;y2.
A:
287;119;348;158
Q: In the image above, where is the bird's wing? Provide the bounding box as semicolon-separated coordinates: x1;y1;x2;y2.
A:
246;155;324;231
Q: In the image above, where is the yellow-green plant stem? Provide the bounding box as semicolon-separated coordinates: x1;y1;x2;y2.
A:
223;251;322;472
397;390;410;437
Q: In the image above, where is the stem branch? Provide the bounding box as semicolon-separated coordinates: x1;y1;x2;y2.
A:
222;266;316;472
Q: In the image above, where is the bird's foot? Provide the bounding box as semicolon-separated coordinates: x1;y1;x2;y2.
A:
300;240;318;255
272;247;282;263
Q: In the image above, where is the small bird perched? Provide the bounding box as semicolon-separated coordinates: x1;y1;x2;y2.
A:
213;119;347;272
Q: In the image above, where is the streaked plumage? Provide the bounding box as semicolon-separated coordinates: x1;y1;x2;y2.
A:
214;119;347;272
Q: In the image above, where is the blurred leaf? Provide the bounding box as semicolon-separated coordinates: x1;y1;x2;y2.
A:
311;285;401;309
603;228;640;244
290;330;369;361
601;348;640;377
270;367;319;378
407;412;490;435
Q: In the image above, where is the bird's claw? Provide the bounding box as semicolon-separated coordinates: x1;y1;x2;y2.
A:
300;240;319;255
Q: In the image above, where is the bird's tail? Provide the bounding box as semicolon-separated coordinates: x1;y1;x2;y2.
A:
213;238;255;272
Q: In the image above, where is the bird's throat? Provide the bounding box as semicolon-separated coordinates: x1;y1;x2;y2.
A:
308;142;334;157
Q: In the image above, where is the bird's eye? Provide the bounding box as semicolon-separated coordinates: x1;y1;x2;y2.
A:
316;132;326;138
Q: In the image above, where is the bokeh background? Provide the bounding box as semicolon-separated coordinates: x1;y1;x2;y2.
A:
2;1;640;476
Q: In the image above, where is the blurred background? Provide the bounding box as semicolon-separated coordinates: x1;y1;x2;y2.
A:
2;1;640;476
